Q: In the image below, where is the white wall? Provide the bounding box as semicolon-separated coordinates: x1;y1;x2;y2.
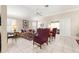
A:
0;6;7;52
60;18;71;36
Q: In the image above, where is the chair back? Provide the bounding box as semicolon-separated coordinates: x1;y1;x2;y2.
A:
52;28;57;37
52;28;57;34
34;28;49;44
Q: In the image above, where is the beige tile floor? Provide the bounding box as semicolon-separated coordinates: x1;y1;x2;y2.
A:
6;35;79;53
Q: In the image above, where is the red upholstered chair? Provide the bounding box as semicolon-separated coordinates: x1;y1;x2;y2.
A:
33;28;49;49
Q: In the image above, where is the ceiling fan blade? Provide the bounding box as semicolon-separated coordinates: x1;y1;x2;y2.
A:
36;12;42;16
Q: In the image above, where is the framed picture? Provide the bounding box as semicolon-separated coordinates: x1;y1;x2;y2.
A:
23;20;29;29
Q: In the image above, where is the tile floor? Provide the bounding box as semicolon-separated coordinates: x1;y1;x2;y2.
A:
5;35;79;53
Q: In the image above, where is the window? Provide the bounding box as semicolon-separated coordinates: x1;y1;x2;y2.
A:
48;22;59;30
7;18;17;32
32;21;37;30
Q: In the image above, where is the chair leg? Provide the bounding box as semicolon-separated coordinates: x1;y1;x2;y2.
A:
40;45;42;49
46;41;48;45
49;39;51;42
33;41;34;45
54;36;56;39
49;37;52;42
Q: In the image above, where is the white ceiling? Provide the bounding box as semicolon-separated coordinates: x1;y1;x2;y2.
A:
7;5;79;20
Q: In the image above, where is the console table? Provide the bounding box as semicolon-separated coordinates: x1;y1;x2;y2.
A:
7;32;20;42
